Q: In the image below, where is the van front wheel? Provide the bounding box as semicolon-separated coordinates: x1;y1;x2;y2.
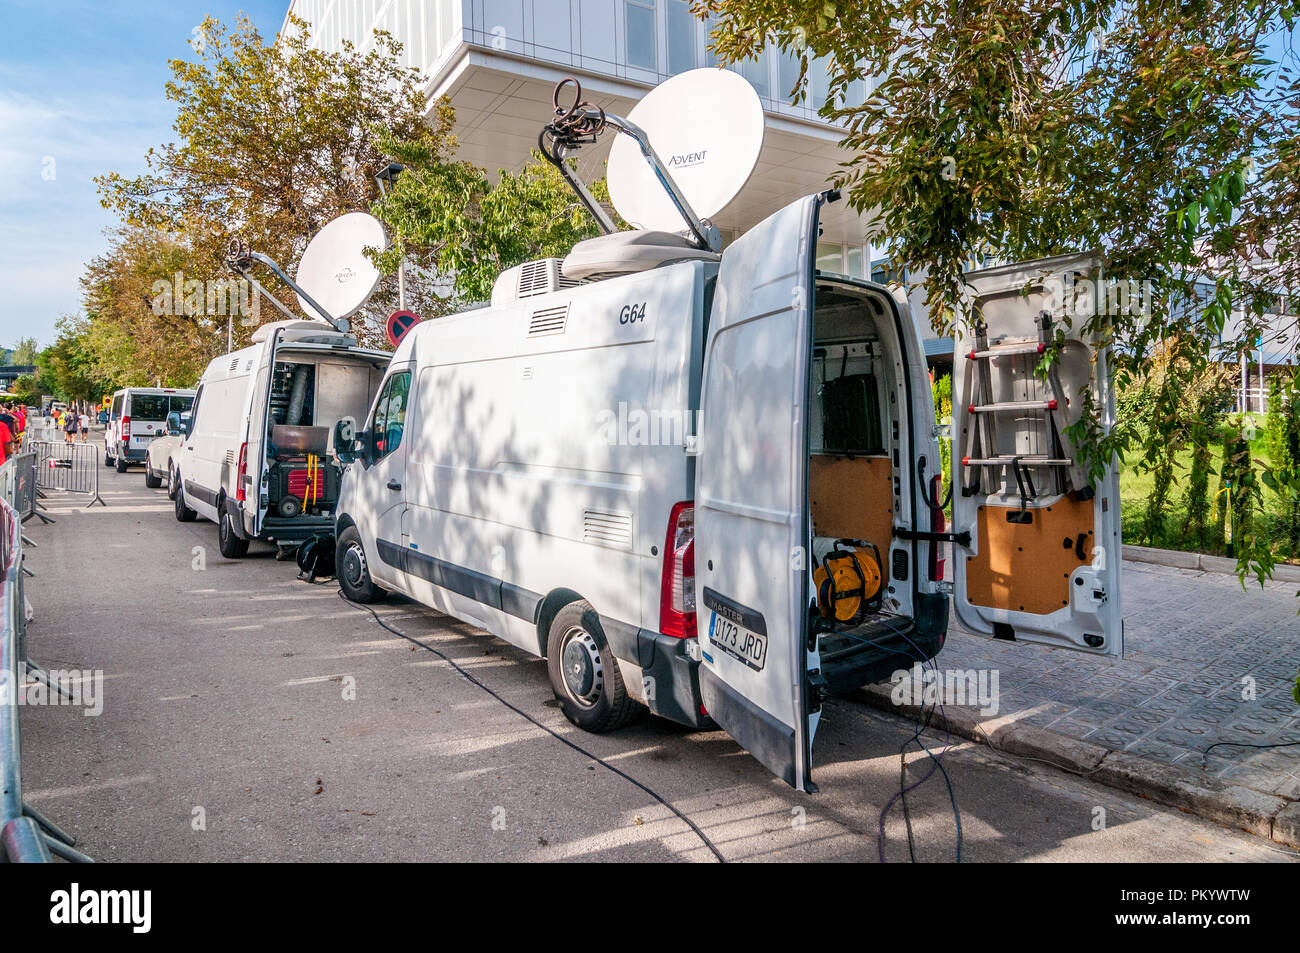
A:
546;601;640;733
337;526;386;603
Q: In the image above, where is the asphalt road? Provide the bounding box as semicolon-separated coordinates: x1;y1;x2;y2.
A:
17;464;1295;862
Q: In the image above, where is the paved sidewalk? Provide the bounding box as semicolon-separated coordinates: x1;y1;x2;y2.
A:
939;560;1300;797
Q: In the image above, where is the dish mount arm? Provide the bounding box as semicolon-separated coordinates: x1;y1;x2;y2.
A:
225;239;350;334
539;77;721;252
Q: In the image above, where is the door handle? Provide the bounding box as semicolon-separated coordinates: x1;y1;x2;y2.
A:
387;480;402;491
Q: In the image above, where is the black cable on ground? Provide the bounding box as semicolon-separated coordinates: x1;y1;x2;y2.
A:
1201;738;1300;770
338;590;726;863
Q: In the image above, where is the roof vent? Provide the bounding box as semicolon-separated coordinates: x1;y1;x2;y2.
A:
491;258;584;306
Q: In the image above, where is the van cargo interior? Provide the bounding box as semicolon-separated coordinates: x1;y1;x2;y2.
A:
264;356;385;522
810;282;917;693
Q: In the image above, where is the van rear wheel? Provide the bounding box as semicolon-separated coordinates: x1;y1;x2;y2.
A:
144;469;162;489
337;526;386;603
115;456;128;473
546;601;640;733
218;507;250;558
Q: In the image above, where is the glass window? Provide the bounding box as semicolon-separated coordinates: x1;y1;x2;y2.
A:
533;0;572;56
625;0;656;69
579;0;617;67
371;372;411;460
816;242;843;275
808;55;831;111
846;245;865;279
779;50;802;101
666;0;695;74
736;44;771;98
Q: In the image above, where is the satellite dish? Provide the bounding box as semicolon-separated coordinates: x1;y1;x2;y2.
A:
294;212;388;322
606;68;764;234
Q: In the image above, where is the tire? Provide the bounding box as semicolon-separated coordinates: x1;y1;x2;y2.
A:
218;506;250;558
104;451;113;467
336;526;386;603
115;456;128;473
174;478;197;522
144;468;162;489
167;463;179;500
546;601;640;733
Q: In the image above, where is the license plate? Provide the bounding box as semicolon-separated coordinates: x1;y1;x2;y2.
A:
708;611;768;671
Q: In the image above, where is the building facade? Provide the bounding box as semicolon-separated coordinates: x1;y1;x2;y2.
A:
282;0;912;293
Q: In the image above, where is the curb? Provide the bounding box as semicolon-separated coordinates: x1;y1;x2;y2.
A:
849;682;1299;848
1124;544;1300;583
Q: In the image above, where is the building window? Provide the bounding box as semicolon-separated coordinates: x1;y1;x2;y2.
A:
846;245;865;279
625;0;656;70
816;242;843;275
666;0;695;74
736;44;771;99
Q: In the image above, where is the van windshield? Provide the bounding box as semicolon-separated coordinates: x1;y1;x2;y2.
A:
130;395;194;420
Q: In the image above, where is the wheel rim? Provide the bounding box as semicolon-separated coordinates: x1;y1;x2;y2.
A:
220;512;230;541
341;541;368;589
559;626;603;708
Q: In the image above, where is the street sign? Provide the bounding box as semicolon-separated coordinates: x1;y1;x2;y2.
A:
385;310;421;348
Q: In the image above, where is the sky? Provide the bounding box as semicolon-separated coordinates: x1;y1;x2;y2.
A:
0;0;288;352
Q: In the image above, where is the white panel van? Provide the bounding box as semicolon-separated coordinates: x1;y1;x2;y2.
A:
173;321;390;558
104;388;196;473
334;194;1122;792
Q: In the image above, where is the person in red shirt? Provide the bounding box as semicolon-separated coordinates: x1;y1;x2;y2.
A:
0;419;13;466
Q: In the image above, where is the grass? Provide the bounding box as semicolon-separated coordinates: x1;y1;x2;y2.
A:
1119;413;1300;563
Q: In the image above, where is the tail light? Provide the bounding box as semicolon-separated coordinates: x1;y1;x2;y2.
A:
929;474;946;582
121;416;130;441
235;442;248;502
659;501;696;639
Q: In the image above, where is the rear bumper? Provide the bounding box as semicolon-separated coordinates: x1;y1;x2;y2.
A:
123;448;147;462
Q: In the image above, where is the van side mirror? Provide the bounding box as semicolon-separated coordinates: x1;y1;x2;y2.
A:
334;416;360;464
166;411;182;435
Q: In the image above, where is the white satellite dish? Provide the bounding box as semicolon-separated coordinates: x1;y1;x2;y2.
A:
606;68;764;235
294;212;388;321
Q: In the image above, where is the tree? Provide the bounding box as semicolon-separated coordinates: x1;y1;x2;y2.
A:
10;337;39;367
37;318;112;406
96;14;431;351
368;125;608;305
698;0;1300;584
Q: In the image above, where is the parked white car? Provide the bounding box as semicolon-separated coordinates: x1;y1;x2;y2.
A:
145;412;188;493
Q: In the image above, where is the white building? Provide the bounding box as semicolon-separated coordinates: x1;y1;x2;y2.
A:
282;0;943;345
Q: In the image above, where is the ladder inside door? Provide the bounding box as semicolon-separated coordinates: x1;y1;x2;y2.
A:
959;310;1091;516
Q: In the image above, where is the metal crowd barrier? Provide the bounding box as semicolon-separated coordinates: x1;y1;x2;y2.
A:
0;456;91;862
29;440;105;508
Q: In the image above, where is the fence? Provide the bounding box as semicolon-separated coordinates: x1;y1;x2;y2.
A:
29;440;105;507
0;454;90;862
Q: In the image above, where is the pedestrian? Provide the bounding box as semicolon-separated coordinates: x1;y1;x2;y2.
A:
0;413;12;466
63;408;79;443
78;410;89;442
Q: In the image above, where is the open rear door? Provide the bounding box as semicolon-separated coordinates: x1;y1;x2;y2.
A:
951;253;1122;656
245;329;282;538
694;194;823;792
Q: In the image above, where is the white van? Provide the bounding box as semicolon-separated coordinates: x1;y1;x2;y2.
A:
173;320;390;559
104;387;196;473
332;193;1122;792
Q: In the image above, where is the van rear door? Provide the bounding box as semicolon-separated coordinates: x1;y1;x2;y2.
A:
247;332;281;537
950;254;1123;655
693;194;823;793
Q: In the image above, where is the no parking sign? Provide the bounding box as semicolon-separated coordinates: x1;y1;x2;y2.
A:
385;310;421;348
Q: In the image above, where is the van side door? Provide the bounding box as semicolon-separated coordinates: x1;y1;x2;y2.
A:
360;367;412;590
693;194;823;793
950;254;1123;655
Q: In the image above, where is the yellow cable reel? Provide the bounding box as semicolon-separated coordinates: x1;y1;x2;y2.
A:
813;539;883;627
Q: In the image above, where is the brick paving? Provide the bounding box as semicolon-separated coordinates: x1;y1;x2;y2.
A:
939;560;1300;797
